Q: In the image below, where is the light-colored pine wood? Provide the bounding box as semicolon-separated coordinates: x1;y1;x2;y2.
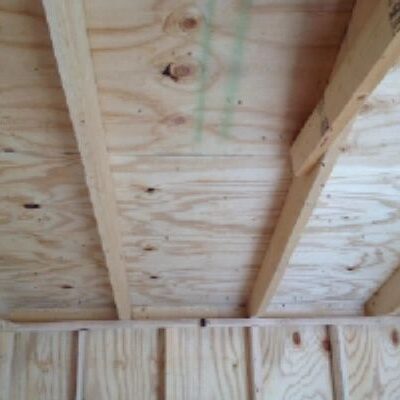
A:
343;325;400;399
75;331;86;400
165;326;250;399
329;326;349;400
365;266;400;316
291;0;400;176
10;332;75;400
84;328;161;399
248;326;263;400
0;0;114;316
165;327;202;400
259;325;334;399
203;327;250;399
0;332;14;400
248;131;345;316
274;63;400;316
82;0;353;316
41;0;131;319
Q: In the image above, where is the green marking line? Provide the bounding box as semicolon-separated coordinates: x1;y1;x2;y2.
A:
219;0;252;138
194;0;217;143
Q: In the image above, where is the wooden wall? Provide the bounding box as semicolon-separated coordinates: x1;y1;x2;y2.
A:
1;322;400;399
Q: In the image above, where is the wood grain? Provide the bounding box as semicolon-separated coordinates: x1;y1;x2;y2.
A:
166;326;250;399
274;64;400;315
0;332;14;400
259;325;333;399
343;325;400;399
84;328;161;399
10;331;75;400
0;0;114;314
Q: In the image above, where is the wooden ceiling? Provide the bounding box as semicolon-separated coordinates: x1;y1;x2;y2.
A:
1;0;400;321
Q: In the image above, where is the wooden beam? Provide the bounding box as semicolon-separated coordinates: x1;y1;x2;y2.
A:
365;266;400;315
329;326;349;400
42;0;131;319
3;316;400;333
248;135;345;316
290;0;400;176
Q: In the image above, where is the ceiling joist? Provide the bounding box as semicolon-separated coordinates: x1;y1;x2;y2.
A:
290;0;400;176
42;0;131;319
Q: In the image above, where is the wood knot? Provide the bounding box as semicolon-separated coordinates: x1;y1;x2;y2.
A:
391;329;399;346
322;337;331;352
162;62;196;82
164;6;203;35
292;331;301;346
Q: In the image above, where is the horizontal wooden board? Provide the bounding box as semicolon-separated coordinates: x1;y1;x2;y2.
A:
0;0;114;314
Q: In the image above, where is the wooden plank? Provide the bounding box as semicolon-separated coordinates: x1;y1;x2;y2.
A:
10;332;75;400
0;0;114;315
329;326;349;400
291;0;400;176
248;134;345;316
41;0;131;319
365;266;400;316
75;331;86;400
4;316;400;333
248;327;263;400
165;327;202;400
0;332;14;400
203;327;250;400
259;325;334;399
84;328;161;399
165;326;250;399
343;325;400;399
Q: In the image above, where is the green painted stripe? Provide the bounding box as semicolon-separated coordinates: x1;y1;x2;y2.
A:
194;0;217;143
219;0;252;138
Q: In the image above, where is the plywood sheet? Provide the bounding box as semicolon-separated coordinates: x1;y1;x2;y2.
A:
10;332;75;400
344;325;400;399
84;0;353;313
84;328;161;399
0;0;114;315
272;64;400;315
259;325;333;399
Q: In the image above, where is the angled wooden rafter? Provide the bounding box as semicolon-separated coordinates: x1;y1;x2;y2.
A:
248;136;345;316
42;0;131;319
365;265;400;316
248;0;400;317
291;0;400;176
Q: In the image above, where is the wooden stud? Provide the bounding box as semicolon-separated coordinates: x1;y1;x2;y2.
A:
248;133;345;316
247;327;262;400
75;331;86;400
41;0;131;319
329;326;349;400
365;266;400;316
0;332;14;400
291;0;400;176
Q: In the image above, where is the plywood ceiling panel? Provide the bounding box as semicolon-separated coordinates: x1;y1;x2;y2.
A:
270;64;400;316
0;0;114;315
84;0;354;314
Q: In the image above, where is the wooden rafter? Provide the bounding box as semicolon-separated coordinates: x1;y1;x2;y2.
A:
365;266;400;315
290;0;400;176
248;0;400;317
248;136;345;316
42;0;131;319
